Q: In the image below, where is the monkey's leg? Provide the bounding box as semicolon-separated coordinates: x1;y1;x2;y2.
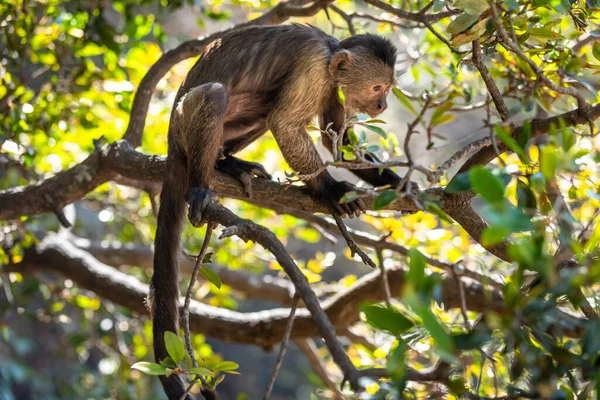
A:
215;155;271;198
176;82;229;227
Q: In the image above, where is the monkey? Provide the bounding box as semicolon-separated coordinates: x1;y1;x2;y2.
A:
149;24;414;400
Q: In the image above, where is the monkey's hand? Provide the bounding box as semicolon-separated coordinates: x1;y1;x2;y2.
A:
186;187;219;227
216;156;272;199
313;181;366;219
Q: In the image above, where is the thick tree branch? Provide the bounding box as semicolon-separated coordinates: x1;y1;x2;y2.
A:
13;234;511;348
68;235;301;306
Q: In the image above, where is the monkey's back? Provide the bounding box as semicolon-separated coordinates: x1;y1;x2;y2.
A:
180;24;338;98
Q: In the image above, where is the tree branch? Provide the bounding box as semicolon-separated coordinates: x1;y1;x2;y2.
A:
13;234;514;348
361;0;459;23
457;103;600;174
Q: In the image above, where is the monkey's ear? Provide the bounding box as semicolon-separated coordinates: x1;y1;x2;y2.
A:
329;50;353;77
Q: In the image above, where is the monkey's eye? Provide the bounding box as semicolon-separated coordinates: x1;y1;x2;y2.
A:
373;85;382;92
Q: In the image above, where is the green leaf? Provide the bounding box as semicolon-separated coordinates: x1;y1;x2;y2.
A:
160;357;177;369
445;171;472;193
337;87;346;106
200;266;222;289
188;367;213;376
373;190;397;209
342;149;357;161
424;202;453;224
347;127;359;145
529;27;565;39
363;124;388;139
212;361;239;372
413;305;454;358
202;252;213;263
430;101;455;126
469;167;506;203
561;128;576;151
481;224;510;246
392;88;417;115
386;341;407;379
454;0;489;14
517;121;532;149
530;172;546;193
454;329;492;351
494;125;528;164
408;248;426;285
131;362;171;376
540;145;559;180
593;42;600;63
362;305;414;335
446;14;479;35
516;180;537;210
164;331;185;365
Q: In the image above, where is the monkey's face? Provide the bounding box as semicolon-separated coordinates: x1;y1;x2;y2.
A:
348;83;392;118
334;50;395;118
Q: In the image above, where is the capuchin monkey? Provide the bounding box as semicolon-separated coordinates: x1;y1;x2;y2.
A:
149;24;414;400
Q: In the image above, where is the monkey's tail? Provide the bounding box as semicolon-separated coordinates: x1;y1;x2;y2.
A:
150;153;192;400
151;152;218;400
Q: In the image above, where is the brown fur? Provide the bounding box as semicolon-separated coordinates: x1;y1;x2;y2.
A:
150;24;404;400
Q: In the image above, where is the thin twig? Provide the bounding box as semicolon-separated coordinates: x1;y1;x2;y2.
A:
295;338;343;398
433;137;492;182
488;0;588;108
470;38;509;122
264;294;300;400
332;213;376;268
376;249;392;307
450;264;472;330
329;5;356;34
180;222;217;400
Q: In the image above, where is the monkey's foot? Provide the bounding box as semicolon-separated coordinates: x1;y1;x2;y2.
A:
318;181;366;219
185;187;219;227
216;156;272;199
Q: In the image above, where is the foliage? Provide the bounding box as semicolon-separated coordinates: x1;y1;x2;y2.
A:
131;331;238;391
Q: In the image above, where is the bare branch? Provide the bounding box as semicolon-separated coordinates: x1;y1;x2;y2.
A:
264;294;299;400
14;235;519;347
470;39;509;121
295;339;343;398
376;249;392;307
361;0;459;23
203;202;361;390
357;361;451;382
181;222;216;399
332;213;376;268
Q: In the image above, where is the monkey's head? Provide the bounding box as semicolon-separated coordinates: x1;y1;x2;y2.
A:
332;34;397;118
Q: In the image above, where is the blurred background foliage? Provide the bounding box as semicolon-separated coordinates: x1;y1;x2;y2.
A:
1;0;600;399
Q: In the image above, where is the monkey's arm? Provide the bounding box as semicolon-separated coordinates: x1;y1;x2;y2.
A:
320;94;404;189
267;110;365;217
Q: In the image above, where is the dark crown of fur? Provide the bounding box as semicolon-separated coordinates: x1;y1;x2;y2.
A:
338;34;397;67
